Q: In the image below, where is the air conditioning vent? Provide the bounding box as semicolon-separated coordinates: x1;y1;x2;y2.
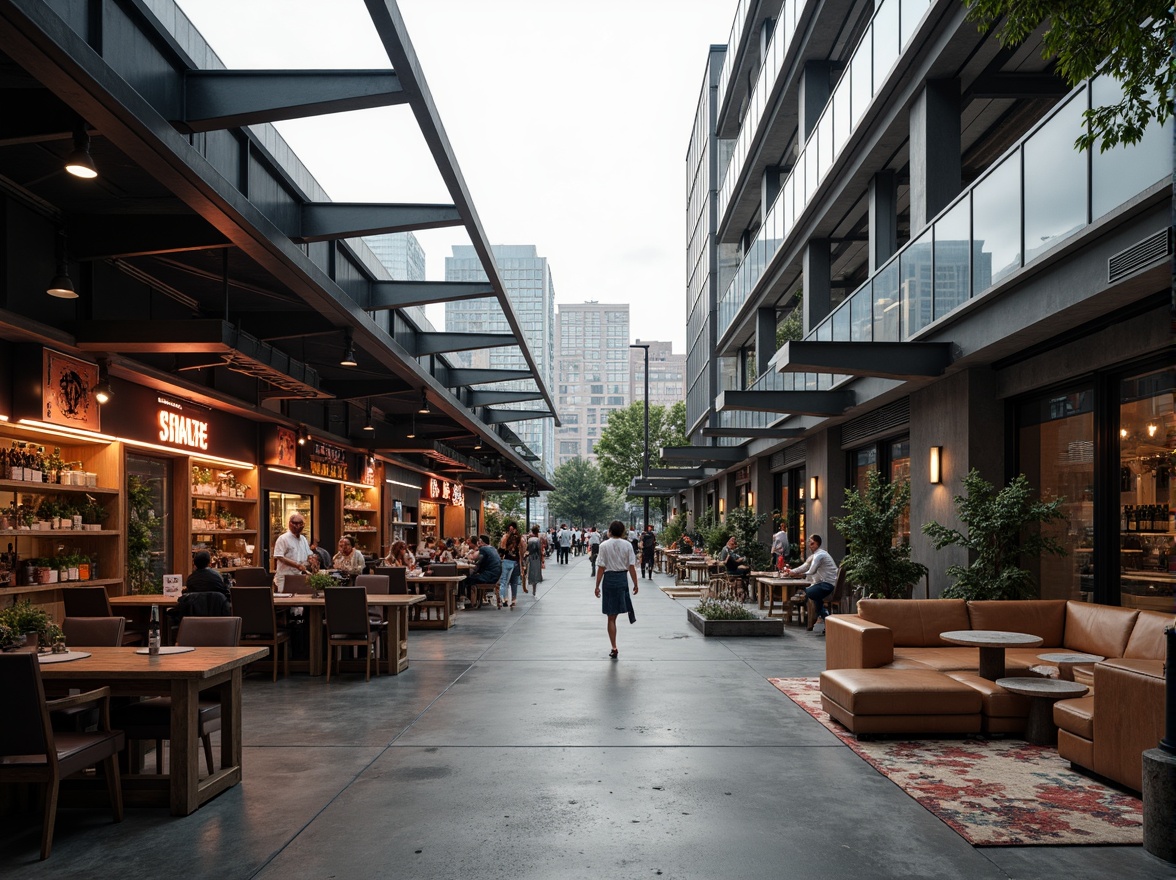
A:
841;398;910;448
1108;229;1171;283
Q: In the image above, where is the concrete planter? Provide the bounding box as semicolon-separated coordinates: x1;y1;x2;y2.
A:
687;608;784;637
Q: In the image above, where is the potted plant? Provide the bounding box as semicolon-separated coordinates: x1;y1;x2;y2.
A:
0;599;53;648
724;505;771;571
922;469;1067;600
833;469;928;599
306;572;335;597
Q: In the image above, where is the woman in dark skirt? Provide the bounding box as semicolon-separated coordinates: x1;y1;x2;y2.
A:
594;520;639;659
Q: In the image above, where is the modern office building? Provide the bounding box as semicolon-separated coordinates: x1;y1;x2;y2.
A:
365;231;426;282
674;0;1172;611
630;340;686;410
555;302;632;467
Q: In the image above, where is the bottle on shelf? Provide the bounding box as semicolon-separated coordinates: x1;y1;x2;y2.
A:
148;605;161;655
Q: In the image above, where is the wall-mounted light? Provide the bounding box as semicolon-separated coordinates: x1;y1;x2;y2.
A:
92;356;113;405
809;476;819;500
746;490;754;508
718;498;726;517
929;446;943;484
418;389;431;414
64;124;98;179
1120;428;1128;438
297;426;309;446
1147;423;1158;438
340;332;358;368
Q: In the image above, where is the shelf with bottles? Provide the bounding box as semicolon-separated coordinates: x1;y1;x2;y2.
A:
190;462;259;568
190;464;255;499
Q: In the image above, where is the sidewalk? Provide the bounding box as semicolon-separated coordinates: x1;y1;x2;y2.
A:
2;557;1166;878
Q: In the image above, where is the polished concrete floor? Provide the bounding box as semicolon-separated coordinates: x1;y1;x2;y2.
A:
3;557;1170;878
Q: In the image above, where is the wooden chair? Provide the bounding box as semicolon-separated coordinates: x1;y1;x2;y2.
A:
114;617;242;775
63;588;142;645
61;616;126;647
282;573;309;595
230;567;272;586
324;587;384;682
0;652;124;859
231;587;290;681
429;563;458;577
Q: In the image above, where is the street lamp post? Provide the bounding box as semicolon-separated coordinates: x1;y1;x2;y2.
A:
630;343;650;531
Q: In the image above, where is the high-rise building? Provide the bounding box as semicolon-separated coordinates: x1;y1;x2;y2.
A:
629;340;686;411
446;245;556;524
365;232;426;281
555;302;631;467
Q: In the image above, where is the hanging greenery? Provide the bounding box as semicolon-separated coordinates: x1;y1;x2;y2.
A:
127;474;162;594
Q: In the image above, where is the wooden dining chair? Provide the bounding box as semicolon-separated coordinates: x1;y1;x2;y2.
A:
61;616;126;647
429;563;457;577
0;652;124;859
63;588;142;645
114;617;242;775
282;573;309;595
231;587;290;681
324;587;384;682
229;567;272;587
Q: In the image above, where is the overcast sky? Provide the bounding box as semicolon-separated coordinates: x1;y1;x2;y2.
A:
175;0;736;352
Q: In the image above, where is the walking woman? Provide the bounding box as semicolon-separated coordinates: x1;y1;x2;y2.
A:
524;524;544;594
498;528;521;609
594;519;638;659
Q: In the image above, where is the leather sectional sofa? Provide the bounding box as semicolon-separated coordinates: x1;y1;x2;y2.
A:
821;598;1170;793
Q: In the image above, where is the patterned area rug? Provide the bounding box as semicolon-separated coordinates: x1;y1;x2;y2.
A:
769;677;1143;846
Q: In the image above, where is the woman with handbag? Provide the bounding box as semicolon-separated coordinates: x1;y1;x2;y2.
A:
524;525;545;595
594;520;638;659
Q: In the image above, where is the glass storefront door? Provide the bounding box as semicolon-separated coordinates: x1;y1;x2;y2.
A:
126;454;170;593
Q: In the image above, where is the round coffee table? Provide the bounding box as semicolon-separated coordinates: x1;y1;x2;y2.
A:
940;630;1044;681
997;677;1089;745
1036;651;1104;681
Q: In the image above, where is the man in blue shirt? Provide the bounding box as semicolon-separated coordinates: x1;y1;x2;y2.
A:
459;534;502;608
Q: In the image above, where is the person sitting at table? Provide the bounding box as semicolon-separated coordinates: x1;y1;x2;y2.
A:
416;536;437;564
176;549;231;619
308;537;332;573
679;535;695;555
458;534;501;609
782;534;838;633
718;535;752;599
384;540;416;571
332;534;365;581
436;538;456;563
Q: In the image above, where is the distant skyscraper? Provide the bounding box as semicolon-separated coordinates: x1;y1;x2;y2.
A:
365;232;426;281
630;340;686;410
555;302;631;467
445;244;556;490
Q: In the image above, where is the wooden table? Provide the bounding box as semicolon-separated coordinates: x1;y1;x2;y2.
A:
683;558;712;586
406;574;462;630
940;630;1044;681
996;676;1089;744
1037;651;1104;681
756;575;810;619
276;594;424;676
39;645;267;815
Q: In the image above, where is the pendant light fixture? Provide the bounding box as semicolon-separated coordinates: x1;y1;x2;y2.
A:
46;232;78;299
340;332;358;367
418;389;431;414
92;356;113;405
363;401;375;432
64;123;98;179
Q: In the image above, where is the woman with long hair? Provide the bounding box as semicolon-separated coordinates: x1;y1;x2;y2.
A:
594;520;638;659
384;540;416;571
498;529;522;609
524;524;545;594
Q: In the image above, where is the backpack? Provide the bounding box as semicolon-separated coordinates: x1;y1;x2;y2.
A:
641;531;656;549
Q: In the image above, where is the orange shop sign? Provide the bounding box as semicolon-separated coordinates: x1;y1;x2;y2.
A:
426;477;464;508
157;405;209;451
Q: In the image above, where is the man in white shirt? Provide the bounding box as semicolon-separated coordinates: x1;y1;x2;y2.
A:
783;534;839;633
556;524;572;564
273;514;311;590
771;526;790;570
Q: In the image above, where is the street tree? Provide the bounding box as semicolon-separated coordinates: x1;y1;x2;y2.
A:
485;491;524;519
966;1;1174;151
546;457;621;527
594;400;688;493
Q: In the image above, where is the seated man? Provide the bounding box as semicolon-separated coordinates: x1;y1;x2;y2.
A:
718;536;751;597
177;550;230;618
458;534;502;608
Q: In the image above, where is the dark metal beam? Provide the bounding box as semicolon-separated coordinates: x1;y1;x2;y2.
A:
410;332;517;356
778;340;954;379
716;389;854;415
320;378;410;400
467;390;543;407
483;408;553;424
701;426;807;438
442;368;535;386
366;280;493;310
966;73;1070;100
659;445;748;463
178;70;407;133
69;214;230;259
296;203;462;242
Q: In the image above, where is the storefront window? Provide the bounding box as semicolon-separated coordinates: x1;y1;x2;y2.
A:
1118;367;1175;612
889;439;911;544
268;491;314;549
850;447;878;494
127;455;169;592
1017;388;1095;601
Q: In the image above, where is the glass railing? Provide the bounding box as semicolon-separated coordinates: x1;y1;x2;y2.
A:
717;0;808;222
716;0;753;115
717;0;934;333
798;75;1169;358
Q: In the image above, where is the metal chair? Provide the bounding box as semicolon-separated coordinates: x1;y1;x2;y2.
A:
324;586;384;682
230;587;290;681
0;652;124;859
114;617;242;775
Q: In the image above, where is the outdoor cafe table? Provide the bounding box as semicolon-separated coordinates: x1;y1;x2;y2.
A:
683;558;712;586
755;575;810;619
38;645;267;816
406;573;463;630
940;630;1044;681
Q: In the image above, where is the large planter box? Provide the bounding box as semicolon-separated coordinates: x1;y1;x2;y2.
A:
687;608;784;637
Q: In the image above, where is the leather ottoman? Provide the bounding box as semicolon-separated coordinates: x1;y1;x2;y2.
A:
819;668;983;735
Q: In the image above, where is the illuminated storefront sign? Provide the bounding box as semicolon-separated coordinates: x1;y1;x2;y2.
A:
426;477;464;507
157;402;209;451
309;440;348;480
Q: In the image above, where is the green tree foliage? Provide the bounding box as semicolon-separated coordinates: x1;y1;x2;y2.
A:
485;492;524;519
482;508;505;546
833;470;928;599
966;1;1174;150
595;401;688;494
546;457;621;527
775;292;803;349
725;505;771;571
922;469;1067;600
659;511;687;547
693;507;730;556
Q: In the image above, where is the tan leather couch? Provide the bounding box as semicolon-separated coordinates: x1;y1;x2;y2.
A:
822;598;1170;792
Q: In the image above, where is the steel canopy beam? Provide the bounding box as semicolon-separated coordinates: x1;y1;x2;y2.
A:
467;390;544;407
177;70;407;133
69;214;230;259
320;378;410;400
296;203;462;242
483;408;553;424
410;332;518;356
442;368;535;386
716;389;855;415
366;280;493;310
778;341;953;379
659;445;748;463
701;426;807;438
